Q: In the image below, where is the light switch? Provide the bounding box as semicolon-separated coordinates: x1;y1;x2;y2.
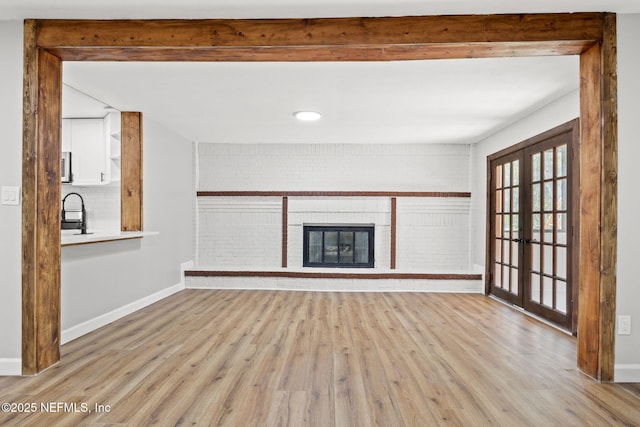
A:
1;186;21;206
618;315;632;335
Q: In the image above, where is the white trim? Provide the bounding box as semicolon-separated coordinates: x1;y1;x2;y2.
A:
0;358;22;376
614;364;640;383
186;276;483;293
61;281;185;344
180;260;194;287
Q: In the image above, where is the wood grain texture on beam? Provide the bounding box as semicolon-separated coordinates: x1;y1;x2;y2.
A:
577;24;620;382
578;42;602;381
35;14;603;62
599;13;618;383
22;33;63;374
43;41;596;62
36;14;604;48
577;13;617;382
22;20;39;376
120;112;143;232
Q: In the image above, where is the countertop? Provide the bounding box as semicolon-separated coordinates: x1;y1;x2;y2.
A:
61;229;158;246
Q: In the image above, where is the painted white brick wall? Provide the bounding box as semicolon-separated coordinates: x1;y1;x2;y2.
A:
396;198;471;271
196;143;472;271
198;143;470;192
198;197;282;267
288;197;391;268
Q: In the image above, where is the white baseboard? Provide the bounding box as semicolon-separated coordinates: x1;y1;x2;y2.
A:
614;364;640;382
186;276;484;293
0;358;22;376
61;281;185;345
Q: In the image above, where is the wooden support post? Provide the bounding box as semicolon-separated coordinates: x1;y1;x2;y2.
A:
578;13;617;381
121;112;143;232
22;20;63;374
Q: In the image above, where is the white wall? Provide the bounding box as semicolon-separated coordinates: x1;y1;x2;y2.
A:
615;14;640;382
61;117;194;339
0;21;24;375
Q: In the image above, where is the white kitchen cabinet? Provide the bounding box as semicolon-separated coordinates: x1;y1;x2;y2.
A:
63;117;110;186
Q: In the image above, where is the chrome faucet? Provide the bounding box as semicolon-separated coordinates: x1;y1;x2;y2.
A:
61;192;90;235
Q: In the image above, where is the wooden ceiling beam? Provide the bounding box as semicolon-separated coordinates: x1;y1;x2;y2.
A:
35;14;603;61
44;41;594;62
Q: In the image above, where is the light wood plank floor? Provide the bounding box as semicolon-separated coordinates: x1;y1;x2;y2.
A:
1;290;639;426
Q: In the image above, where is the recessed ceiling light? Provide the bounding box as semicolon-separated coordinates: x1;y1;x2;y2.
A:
294;111;322;121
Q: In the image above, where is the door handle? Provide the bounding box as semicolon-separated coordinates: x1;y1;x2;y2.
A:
511;238;531;244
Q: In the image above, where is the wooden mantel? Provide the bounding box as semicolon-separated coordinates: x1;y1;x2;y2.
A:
23;13;617;381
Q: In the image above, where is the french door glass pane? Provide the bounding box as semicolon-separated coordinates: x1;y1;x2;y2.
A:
543;214;554;242
557;145;567;177
503;265;510;289
557;213;567;244
495;239;502;261
532;214;541;242
532;184;541;211
544;182;553;211
511;267;519;295
532;243;541;271
496;165;503;188
496;190;503;212
503;240;510;263
544;149;554;179
531;273;541;302
543;245;553;275
494;263;502;287
557;179;567;210
512;160;520;185
512;188;519;211
504;162;511;186
543;277;554;307
532;153;541;181
504;189;511;213
556;280;567;314
496;215;503;238
556;246;567;278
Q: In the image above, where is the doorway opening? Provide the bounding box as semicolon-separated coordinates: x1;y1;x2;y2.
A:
486;119;579;333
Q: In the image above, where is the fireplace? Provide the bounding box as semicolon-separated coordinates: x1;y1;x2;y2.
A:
303;225;374;268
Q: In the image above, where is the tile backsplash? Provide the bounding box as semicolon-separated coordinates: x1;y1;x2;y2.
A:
62;184;120;231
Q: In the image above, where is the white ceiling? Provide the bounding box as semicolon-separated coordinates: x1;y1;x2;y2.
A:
11;0;637;145
1;0;639;19
63;58;579;145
